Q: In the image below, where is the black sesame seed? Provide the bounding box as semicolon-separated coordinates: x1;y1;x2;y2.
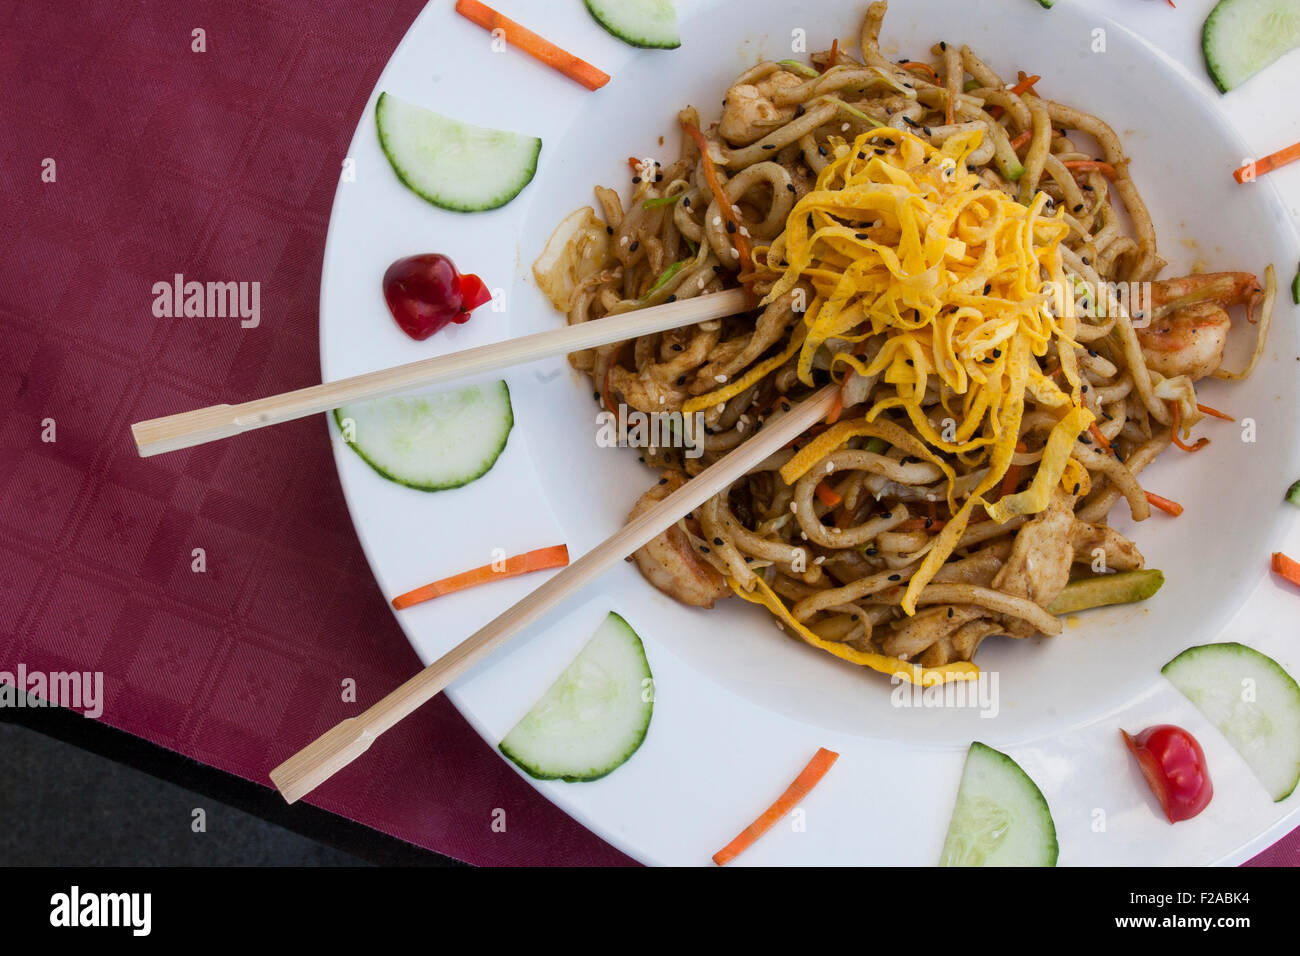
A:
874;148;886;155
671;343;683;351
713;537;723;546
700;546;710;553
632;176;642;184
866;547;878;556
857;151;867;160
744;556;754;563
888;573;902;581
1072;482;1081;494
1081;256;1090;265
881;512;893;519
1087;348;1098;358
923;126;932;136
940;41;947;50
855;232;869;240
726;220;736;234
593;390;601;400
947;607;954;617
818;145;828;156
993;348;1002;357
903;116;919;127
676;375;686;386
629;241;640;252
762;144;777;150
1082;184;1094;192
1073;203;1084;213
786;183;797;193
606;226;614;235
795;104;806;117
658;478;667;485
984;283;992;294
712;264;724;274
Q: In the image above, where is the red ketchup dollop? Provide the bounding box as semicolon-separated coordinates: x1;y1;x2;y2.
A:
1121;724;1213;823
382;254;493;341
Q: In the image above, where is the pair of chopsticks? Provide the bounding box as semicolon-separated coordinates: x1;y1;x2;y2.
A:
130;290;832;803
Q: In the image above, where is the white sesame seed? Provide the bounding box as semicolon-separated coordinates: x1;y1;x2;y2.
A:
712;216;723;227
841;123;850;132
736;421;746;433
825;461;834;473
715;374;728;383
619;236;629;246
731;248;740;259
800;531;809;540
790;502;798;514
740;226;751;238
813;555;825;565
715;403;725;413
831;526;843;535
775;621;785;632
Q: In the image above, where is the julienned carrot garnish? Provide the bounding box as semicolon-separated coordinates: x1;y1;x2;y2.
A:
825;388;845;425
1196;402;1234;421
815;481;843;509
712;747;839;866
987;72;1041;119
898;60;939;81
999;441;1028;499
682;122;756;304
1234;139;1300;184
1087;422;1113;453
1063;160;1118;179
1009;130;1032;152
392;545;570;610
1272;552;1300;589
454;0;610;91
1145;490;1184;517
1169;401;1209;453
1012;72;1041;97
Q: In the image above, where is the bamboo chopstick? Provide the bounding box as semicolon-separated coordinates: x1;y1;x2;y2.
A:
130;288;749;458
269;384;838;804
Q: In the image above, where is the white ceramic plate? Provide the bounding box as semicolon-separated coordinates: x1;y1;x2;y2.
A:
320;0;1300;865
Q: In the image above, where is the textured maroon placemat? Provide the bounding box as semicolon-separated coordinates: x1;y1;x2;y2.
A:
0;0;1290;867
0;0;632;866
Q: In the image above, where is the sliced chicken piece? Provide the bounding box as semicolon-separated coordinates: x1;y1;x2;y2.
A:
1069;521;1145;571
628;472;731;608
991;489;1078;637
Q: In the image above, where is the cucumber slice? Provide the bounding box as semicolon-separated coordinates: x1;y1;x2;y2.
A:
585;0;680;50
1288;479;1300;506
1203;0;1300;93
1291;262;1299;305
940;742;1058;866
500;612;653;782
1035;0;1054;8
1163;643;1300;801
334;382;513;491
375;92;541;212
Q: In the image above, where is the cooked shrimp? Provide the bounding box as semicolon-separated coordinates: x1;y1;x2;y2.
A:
1136;271;1262;381
719;70;804;146
1136;301;1232;381
628;472;731;608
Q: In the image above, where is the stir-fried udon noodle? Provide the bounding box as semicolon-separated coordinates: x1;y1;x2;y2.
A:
533;1;1277;683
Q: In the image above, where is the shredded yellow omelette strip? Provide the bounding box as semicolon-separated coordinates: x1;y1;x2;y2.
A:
704;127;1094;614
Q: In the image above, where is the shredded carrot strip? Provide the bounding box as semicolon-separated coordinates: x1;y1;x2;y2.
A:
898;60;938;81
1063;160;1118;179
1009;130;1032;152
1272;552;1300;589
1013;71;1041;97
825;388;845;425
392;545;570;609
1197;402;1234;421
682;122;755;303
1234;139;1300;184
1087;422;1113;453
627;156;642;171
988;71;1040;119
454;0;610;91
1169;402;1209;453
1144;491;1184;517
999;441;1028;499
815;481;842;508
712;748;839;866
